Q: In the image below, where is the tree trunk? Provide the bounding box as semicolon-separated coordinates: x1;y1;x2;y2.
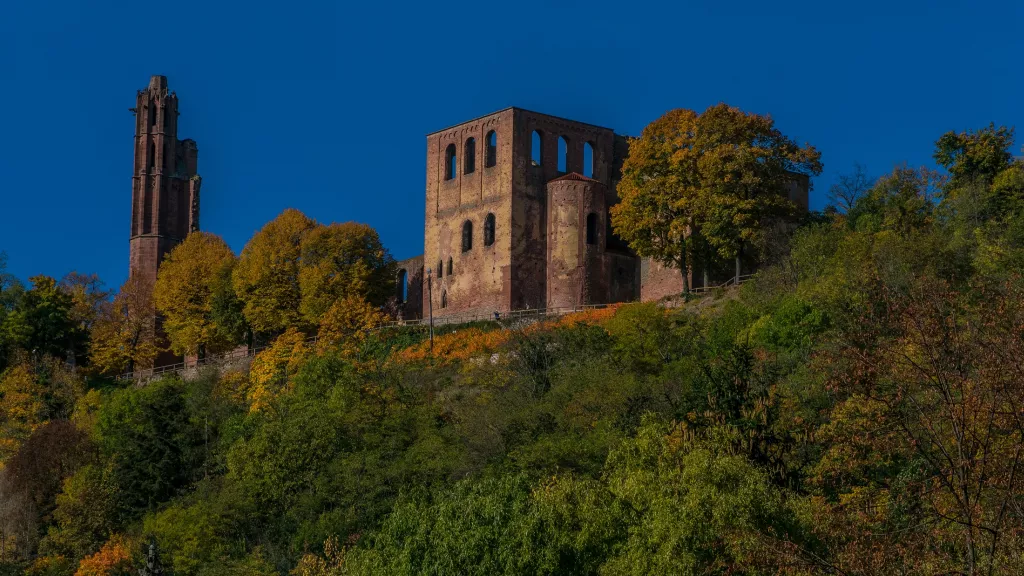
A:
735;244;742;282
679;248;690;294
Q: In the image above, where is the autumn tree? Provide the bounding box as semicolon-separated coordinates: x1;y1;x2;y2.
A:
0;421;93;560
612;104;821;292
59;273;110;338
74;535;133;576
154;232;244;357
0;363;47;465
815;277;1024;573
298;222;397;322
233;209;317;334
316;295;390;359
89;275;159;377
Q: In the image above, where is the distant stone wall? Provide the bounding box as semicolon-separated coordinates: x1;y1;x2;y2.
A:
396;255;424;320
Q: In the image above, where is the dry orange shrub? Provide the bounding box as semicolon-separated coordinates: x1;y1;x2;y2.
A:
394;305;622;365
396;327;512;365
75;536;132;576
549;305;620;328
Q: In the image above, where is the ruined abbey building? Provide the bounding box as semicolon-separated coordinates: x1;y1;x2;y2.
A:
120;76;808;348
129;75;201;286
395;107;810;320
128;76;201;369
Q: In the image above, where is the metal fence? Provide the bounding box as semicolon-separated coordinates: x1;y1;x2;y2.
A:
122;275;753;382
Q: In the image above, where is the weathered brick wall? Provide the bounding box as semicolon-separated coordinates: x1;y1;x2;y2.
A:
424;109;515;318
128;76;200;369
546;175;617;308
395;255;424;320
640;258;686;302
129;75;199;283
512;109;617;310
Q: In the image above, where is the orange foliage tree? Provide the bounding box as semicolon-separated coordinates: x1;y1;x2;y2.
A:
74;535;132;576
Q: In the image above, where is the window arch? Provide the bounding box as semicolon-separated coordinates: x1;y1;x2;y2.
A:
531;130;543;166
462;220;473;252
447;257;453;276
441;290;448;309
558;136;568;173
464;137;476;174
397;269;408;303
485;130;497;167
484;213;496;246
444;143;457;181
437;260;444;279
586;213;598;245
583;141;594;178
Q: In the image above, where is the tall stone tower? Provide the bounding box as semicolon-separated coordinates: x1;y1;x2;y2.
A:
129;75;201;283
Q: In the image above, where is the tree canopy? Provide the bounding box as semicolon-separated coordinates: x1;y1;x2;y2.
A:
611;104;822;292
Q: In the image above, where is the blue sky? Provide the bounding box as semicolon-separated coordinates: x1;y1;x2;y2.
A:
1;0;1021;288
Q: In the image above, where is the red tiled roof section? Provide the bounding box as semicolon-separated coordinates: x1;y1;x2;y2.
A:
548;172;598;183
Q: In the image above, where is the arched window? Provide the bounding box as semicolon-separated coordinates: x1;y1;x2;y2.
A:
558;136;568;173
464;137;476;174
397;269;408;303
437;260;444;279
531;130;543;166
462;220;473;252
586;213;598;245
484;213;496;246
485;130;497;167
163;105;170;129
583;142;594;178
441;291;448;308
148;144;155;169
447;257;453;276
444;143;457;181
149;105;156;128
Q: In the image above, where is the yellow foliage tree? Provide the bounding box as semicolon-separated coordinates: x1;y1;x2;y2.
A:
247;327;310;412
0;363;47;465
291;537;347;576
233;208;317;334
74;535;132;576
89;275;160;376
154;232;241;356
612;104;822;292
316;295;389;358
299;222;397;322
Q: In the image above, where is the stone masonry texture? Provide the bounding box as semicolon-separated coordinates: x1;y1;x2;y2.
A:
128;76;201;368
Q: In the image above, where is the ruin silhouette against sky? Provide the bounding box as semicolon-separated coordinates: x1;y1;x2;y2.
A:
0;0;1021;286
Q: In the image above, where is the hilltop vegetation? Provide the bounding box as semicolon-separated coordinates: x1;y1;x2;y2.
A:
2;113;1024;574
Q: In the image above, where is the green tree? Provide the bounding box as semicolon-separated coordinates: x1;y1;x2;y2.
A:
934;123;1015;188
154;232;243;356
0;252;25;372
96;379;204;523
6;276;87;363
232;209;317;334
40;463;119;561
